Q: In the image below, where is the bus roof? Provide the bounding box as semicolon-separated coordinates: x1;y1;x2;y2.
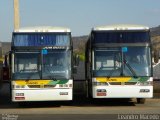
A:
92;24;149;31
14;26;71;33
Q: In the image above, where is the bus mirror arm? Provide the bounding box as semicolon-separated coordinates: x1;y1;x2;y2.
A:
73;67;77;74
74;55;80;67
73;55;80;74
154;50;159;63
4;54;8;67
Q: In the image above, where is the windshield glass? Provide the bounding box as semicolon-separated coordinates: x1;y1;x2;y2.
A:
13;53;41;79
42;49;71;79
93;47;151;77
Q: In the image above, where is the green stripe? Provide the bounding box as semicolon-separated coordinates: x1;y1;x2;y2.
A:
129;77;149;82
48;80;69;85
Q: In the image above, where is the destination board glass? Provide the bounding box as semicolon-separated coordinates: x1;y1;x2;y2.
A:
13;33;70;46
93;31;150;43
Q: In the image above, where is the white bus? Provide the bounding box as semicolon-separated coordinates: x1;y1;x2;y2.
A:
9;26;75;102
86;24;153;104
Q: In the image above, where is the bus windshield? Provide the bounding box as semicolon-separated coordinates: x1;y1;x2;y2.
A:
42;49;71;79
13;49;71;80
93;47;151;77
13;53;41;79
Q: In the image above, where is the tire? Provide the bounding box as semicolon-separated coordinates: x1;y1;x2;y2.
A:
137;98;146;104
18;102;26;107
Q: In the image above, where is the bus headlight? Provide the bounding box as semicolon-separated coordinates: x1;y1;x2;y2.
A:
137;81;153;86
97;89;107;96
59;84;72;88
13;85;25;89
94;82;108;86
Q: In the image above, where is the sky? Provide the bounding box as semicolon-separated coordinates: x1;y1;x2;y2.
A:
0;0;160;42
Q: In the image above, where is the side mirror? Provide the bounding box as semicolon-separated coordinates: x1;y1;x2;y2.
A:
4;54;8;67
73;55;80;74
154;50;159;63
74;55;80;67
73;67;77;74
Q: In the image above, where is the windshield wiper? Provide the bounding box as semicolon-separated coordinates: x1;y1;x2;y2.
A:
106;59;138;79
123;59;138;78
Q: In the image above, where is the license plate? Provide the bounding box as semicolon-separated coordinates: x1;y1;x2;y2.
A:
97;92;106;96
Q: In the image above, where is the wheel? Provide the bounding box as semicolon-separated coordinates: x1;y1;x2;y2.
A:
137;98;146;104
87;82;92;99
18;102;31;107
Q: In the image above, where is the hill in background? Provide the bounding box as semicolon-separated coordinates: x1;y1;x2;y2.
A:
151;25;160;50
151;25;160;37
1;25;160;80
1;42;11;56
1;25;160;55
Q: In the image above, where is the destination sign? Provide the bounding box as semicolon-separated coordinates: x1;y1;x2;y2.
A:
93;32;150;44
13;34;70;47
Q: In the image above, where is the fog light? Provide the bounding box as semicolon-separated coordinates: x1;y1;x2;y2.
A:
97;89;107;96
15;85;25;88
15;97;25;100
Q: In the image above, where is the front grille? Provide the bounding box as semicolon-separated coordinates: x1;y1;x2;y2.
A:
93;82;108;86
109;82;137;85
109;82;121;85
125;82;137;85
44;85;56;88
28;85;41;88
28;85;57;88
